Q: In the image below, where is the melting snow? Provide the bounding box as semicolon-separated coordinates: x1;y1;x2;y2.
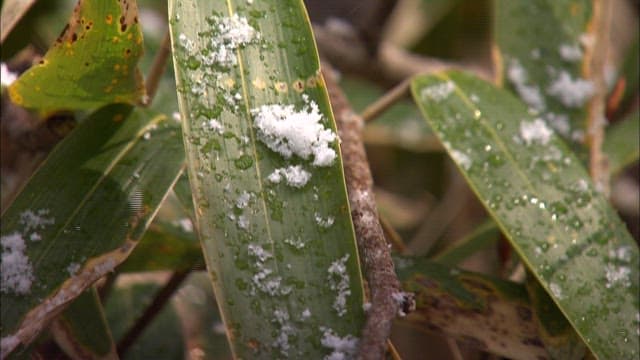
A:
252;95;337;167
327;255;351;317
203;118;224;134
236;191;251;209
19;209;54;233
519;118;553;145
315;213;335;228
547;71;594;107
203;14;259;68
558;44;583;62
549;282;564;299
1;232;34;294
507;59;546;110
421;81;455;102
268;165;312;188
450;149;472;170
320;327;359;360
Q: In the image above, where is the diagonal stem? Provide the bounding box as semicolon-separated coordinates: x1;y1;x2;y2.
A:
143;30;172;107
322;61;414;360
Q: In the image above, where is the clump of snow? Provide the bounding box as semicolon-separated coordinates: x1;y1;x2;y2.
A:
252;95;337;167
1;232;35;294
301;308;311;320
549;282;564;299
203;14;259;68
609;246;632;262
327;255;351;317
268;165;312;188
19;209;54;233
450;149;472;170
272;308;294;355
391;292;414;317
29;233;42;242
237;215;249;229
284;236;306;250
547;71;594;107
203;118;224;134
1;63;17;87
247;244;291;296
507;60;546;110
320;327;358;360
236;191;251;209
558;44;583;62
315;213;335;228
67;262;81;276
173;218;194;233
421;81;455;102
605;263;631;288
519;118;553;145
248;244;272;262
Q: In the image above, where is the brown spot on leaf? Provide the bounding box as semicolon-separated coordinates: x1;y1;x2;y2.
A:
106;14;113;24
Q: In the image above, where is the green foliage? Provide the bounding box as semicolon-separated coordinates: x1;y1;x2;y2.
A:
8;0;145;111
169;0;364;358
0;105;184;354
411;71;639;359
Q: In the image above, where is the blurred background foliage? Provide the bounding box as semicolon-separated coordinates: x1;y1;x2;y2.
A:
1;0;638;359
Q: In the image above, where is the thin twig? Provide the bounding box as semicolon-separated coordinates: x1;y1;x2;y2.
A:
361;78;411;123
322;61;414;360
445;338;464;360
585;0;612;196
116;268;191;357
313;24;492;88
379;214;407;253
143;30;172;107
386;340;402;360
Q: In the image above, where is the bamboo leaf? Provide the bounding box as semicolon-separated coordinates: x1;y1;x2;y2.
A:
104;277;185;360
603;111;639;175
169;0;364;358
50;288;117;360
8;0;145;111
411;71;639;359
430;220;500;266
0;104;184;357
494;0;593;145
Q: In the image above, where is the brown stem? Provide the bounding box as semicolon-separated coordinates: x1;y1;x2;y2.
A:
585;0;612;196
322;61;414;360
361;78;411;123
143;30;172;107
116;268;191;357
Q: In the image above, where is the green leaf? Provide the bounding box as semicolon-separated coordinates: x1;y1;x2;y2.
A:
430;220;500;266
494;0;593;144
169;0;365;357
118;219;202;273
394;257;551;359
604;111;639;175
0;104;184;356
411;71;639;359
339;77;437;153
526;276;586;359
8;0;145;111
104;277;185;360
173;272;233;359
51;287;117;359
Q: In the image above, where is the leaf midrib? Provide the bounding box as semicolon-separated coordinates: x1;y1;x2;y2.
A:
34;115;166;267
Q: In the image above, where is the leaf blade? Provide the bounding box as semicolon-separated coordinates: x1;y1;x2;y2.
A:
169;0;365;358
411;71;639;359
0;105;184;356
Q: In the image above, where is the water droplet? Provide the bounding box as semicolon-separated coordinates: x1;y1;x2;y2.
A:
186;55;201;70
473;110;482;119
496;122;504;130
234;155;253;170
484;144;492;152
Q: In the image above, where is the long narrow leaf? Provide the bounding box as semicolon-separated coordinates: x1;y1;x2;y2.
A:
0;105;184;357
50;287;116;359
494;0;593;145
169;0;364;358
411;71;639;359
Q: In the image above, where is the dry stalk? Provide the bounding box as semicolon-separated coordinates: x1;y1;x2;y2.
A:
322;61;414;360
